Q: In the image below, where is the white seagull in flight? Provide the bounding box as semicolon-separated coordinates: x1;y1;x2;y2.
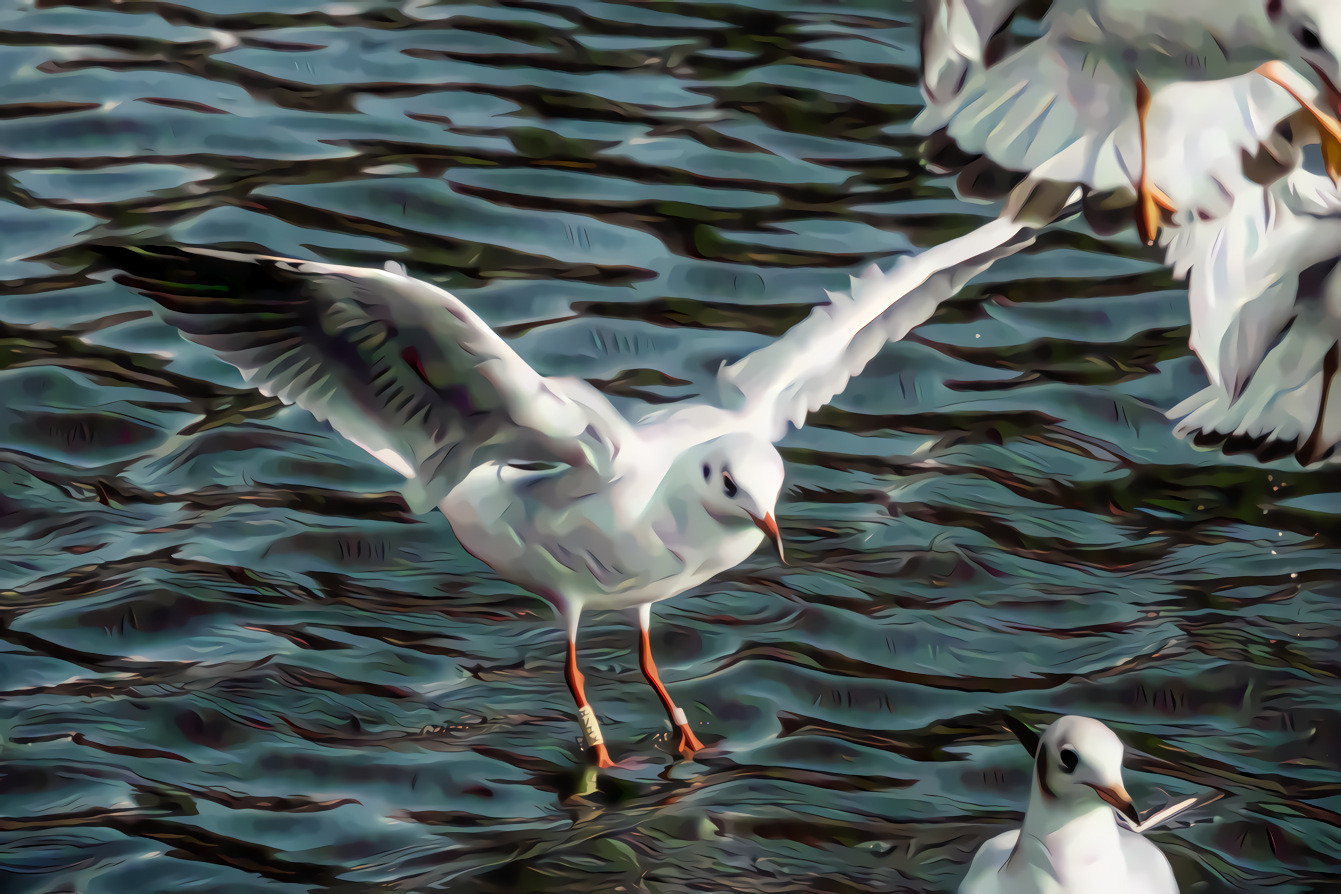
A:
918;0;1341;245
93;211;1053;766
1145;71;1341;464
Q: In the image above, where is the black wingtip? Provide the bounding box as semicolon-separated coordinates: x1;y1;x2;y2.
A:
90;242;314;312
1002;713;1041;757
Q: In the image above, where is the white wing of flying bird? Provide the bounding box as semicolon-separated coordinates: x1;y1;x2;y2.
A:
915;0;1341;246
919;0;1027;106
713;212;1065;443
97;245;630;513
1149;73;1341;464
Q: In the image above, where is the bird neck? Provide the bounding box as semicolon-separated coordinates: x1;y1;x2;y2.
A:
1020;777;1121;846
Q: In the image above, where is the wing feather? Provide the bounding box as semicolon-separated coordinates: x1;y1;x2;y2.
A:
716;212;1060;440
95;244;626;511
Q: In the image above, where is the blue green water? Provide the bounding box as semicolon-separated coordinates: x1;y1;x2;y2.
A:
1;1;1338;891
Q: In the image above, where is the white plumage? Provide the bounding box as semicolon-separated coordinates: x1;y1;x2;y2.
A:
918;0;1341;242
1147;72;1341;463
95;217;1047;765
960;716;1179;894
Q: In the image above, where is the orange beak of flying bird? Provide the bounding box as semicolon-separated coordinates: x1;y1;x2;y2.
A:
749;512;786;564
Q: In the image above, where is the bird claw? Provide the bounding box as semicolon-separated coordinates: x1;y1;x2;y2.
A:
675;725;707;760
588;743;616;769
1322;131;1341;185
1136;182;1175;246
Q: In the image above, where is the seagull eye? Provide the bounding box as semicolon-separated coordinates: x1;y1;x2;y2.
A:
722;471;738;498
1296;25;1323;51
1059;746;1079;773
702;464;711;481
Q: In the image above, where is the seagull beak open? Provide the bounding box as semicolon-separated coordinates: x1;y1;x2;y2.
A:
1087;782;1141;826
749;512;786;565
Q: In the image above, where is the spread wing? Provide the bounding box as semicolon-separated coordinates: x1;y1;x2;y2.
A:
95;245;628;512
715;211;1066;441
919;0;1028;106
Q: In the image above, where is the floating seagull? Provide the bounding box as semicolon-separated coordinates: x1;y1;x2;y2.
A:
918;0;1341;244
91;213;1061;766
960;715;1178;894
1147;72;1341;464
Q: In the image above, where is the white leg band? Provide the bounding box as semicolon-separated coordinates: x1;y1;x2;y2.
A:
577;705;604;747
673;707;688;726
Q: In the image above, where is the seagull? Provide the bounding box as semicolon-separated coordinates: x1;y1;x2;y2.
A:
90;211;1060;767
918;0;1341;245
960;715;1178;894
1147;71;1341;464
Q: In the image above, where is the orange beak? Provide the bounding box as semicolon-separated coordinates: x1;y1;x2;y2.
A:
1087;782;1140;826
749;512;786;565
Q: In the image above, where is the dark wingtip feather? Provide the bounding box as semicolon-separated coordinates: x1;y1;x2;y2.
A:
1002;713;1041;757
91;243;313;314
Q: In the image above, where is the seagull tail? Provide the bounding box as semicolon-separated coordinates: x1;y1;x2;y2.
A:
1170;320;1341;466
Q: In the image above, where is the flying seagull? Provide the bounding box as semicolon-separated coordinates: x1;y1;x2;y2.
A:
1147;72;1341;464
918;0;1341;244
91;210;1057;767
912;40;1341;465
960;715;1180;894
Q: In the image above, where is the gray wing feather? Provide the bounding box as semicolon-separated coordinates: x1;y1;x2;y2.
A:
717;212;1054;441
97;245;623;512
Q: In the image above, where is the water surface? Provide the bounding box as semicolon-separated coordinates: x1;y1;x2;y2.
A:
1;1;1339;892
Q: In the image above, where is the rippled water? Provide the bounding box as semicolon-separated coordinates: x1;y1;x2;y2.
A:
1;1;1339;892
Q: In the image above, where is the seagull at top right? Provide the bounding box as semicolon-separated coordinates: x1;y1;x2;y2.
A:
1144;70;1341;464
959;715;1180;894
917;0;1341;245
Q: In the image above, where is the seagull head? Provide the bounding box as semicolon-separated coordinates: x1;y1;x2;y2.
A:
693;433;786;563
1270;0;1341;109
1029;715;1139;826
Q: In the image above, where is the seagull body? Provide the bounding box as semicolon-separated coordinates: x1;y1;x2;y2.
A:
1141;72;1341;464
918;0;1341;242
95;213;1041;765
960;716;1178;894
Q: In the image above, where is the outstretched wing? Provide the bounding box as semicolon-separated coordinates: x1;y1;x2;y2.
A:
919;0;1028;106
95;245;627;512
715;211;1062;441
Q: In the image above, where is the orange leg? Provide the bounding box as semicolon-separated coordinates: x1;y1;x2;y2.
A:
1134;76;1175;246
1255;61;1341;184
638;604;705;760
564;632;614;768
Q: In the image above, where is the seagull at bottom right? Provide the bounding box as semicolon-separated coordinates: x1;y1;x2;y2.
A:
959;715;1177;894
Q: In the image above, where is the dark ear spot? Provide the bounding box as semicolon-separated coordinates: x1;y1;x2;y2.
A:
1266;0;1282;20
1036;748;1056;799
